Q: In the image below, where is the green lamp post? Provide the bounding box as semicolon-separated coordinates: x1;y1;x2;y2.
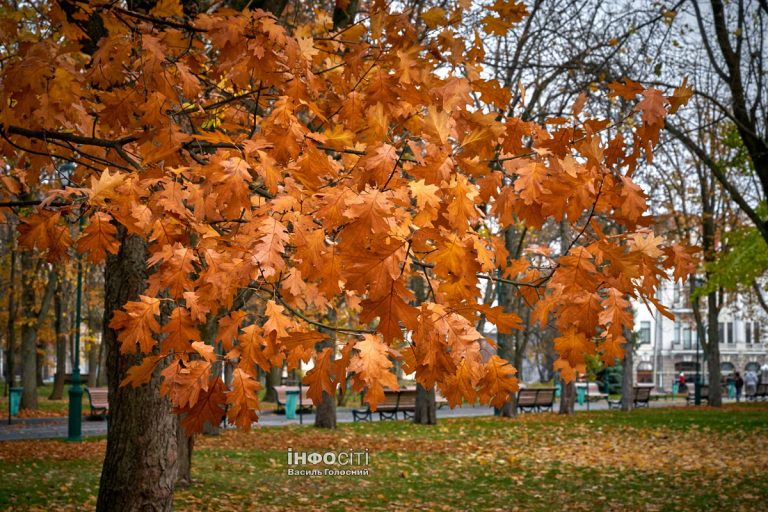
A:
68;215;84;442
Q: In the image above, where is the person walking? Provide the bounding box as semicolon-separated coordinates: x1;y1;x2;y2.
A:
745;370;758;400
734;372;744;402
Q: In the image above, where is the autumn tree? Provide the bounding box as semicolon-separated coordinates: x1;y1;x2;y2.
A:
0;0;693;507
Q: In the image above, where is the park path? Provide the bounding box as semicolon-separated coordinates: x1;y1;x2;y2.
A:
0;398;691;442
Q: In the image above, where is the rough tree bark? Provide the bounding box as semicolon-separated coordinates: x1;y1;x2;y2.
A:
176;419;194;488
414;384;437;424
20;253;56;410
265;367;282;402
49;277;68;400
558;220;575;415
410;275;437;424
705;289;722;406
96;232;178;512
559;380;575;415
620;337;634;412
497;331;517;418
6;235;17;391
314;328;338;428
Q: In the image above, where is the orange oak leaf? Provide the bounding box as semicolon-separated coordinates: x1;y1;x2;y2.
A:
477;355;519;408
160;307;200;353
348;334;399;410
302;347;336;405
109;295;161;354
178;377;227;435
120;355;164;388
226;368;261;431
76;212;120;263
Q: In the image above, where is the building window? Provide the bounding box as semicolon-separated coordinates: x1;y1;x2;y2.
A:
638;321;651;344
755;322;761;344
719;322;724;343
727;322;734;344
746;322;752;344
683;325;692;349
674;322;681;345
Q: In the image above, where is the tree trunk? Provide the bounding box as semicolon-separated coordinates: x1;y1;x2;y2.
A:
20;254;55;410
176;419;194;487
314;323;337;428
559;380;575;414
557;220;575;415
706;290;722;406
265;366;281;402
22;254;40;408
315;388;337;428
96;338;107;386
414;384;436;424
49;280;67;400
87;297;103;388
621;340;634;412
36;342;45;387
88;343;99;388
497;332;517;418
699;168;722;407
6;237;17;391
96;232;178;512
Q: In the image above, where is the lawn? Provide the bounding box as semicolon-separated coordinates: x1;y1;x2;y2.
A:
1;404;767;511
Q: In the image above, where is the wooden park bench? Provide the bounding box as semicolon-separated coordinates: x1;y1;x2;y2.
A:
85;387;109;419
273;385;312;414
395;388;417;419
352;388;418;421
516;387;556;413
435;389;449;409
585;382;608;402
607;385;653;409
686;385;710;405
748;383;768;401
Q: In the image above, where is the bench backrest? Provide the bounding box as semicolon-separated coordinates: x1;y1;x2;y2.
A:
87;387;109;407
273;385;312;404
535;388;556;406
273;385;289;403
517;389;538;406
633;386;651;402
381;389;400;407
397;389;417;408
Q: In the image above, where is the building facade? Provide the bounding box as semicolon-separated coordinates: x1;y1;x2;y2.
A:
633;280;768;390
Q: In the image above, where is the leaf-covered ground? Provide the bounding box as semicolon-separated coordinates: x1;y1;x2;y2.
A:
1;404;767;511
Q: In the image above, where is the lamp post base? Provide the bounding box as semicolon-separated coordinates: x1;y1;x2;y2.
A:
68;377;83;442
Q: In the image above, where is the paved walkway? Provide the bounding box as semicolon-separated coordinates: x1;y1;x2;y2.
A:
0;397;691;442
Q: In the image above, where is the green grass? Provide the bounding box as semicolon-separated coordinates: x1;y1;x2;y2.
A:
2;404;768;511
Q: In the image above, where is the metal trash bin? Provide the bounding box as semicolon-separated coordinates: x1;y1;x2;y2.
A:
285;390;299;420
576;385;586;406
9;387;23;416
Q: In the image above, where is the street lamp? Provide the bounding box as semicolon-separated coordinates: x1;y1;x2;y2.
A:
67;214;84;441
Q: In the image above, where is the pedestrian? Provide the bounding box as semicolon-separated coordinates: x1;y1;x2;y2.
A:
745;370;758;400
734;372;744;402
678;372;687;392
